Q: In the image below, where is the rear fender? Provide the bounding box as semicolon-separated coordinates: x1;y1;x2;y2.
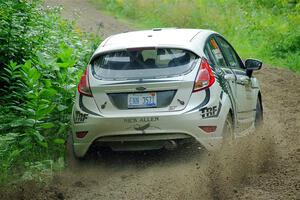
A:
219;92;235;134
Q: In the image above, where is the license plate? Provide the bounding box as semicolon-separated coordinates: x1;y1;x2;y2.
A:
128;92;157;108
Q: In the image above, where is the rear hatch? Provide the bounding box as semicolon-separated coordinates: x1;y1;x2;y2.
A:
89;48;199;116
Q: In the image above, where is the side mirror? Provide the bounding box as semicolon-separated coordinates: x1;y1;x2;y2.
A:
245;59;262;77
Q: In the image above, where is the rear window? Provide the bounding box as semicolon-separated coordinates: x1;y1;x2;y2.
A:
91;48;198;80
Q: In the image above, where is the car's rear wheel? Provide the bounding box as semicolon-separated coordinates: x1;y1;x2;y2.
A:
66;133;83;168
222;113;235;147
254;98;263;129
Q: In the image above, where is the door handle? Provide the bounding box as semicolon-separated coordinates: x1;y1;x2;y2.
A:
224;74;235;81
237;76;250;85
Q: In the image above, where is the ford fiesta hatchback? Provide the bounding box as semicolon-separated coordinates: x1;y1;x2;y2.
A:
70;28;263;158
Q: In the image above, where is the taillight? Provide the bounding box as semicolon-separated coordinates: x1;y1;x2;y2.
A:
78;67;93;97
76;131;88;138
199;126;217;133
193;58;215;92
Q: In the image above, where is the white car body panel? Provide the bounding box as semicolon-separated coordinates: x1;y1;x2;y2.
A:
71;28;262;157
93;29;215;58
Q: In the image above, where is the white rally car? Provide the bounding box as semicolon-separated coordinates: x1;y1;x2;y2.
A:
70;28;263;158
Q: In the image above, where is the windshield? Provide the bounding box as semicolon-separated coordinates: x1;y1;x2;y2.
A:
91;48;198;80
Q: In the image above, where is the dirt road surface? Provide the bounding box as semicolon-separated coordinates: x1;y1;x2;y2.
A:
1;0;299;199
44;0;133;38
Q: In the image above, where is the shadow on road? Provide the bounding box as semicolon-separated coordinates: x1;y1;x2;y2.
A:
71;143;207;171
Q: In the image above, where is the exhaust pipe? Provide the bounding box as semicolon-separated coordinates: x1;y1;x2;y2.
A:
164;140;177;150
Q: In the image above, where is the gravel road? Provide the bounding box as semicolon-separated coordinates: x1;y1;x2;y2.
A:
1;0;299;199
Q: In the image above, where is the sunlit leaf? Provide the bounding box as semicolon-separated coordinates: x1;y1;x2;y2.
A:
38;122;55;129
52;138;65;144
10;119;35;127
57;104;68;111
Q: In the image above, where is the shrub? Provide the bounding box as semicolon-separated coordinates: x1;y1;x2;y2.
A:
0;0;100;183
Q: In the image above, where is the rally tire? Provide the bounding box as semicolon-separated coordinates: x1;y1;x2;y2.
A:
254;98;263;129
222;113;235;147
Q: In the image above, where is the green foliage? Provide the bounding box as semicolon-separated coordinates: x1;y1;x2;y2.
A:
94;0;300;72
0;0;100;183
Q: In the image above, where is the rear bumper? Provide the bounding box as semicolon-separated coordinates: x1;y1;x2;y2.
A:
71;105;229;157
71;83;233;157
91;133;193;151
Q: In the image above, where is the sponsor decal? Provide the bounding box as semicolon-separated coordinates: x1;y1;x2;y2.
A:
215;68;230;95
177;99;185;105
74;111;88;123
212;49;223;60
134;123;150;132
124;117;159;123
184;89;210;113
200;106;218;118
101;101;107;109
215;68;236;120
200;101;222;119
220;91;223;100
79;95;102;116
125;117;160;134
210;39;219;49
126;123;161;134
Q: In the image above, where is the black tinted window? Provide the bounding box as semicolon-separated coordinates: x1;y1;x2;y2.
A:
91;48;198;80
204;43;218;70
206;38;227;67
216;36;243;69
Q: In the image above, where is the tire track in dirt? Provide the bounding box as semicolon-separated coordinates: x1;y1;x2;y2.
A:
2;1;299;199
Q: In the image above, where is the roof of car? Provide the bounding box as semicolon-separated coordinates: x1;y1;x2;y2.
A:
93;28;217;56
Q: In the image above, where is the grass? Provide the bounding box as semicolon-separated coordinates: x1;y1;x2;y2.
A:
90;0;300;72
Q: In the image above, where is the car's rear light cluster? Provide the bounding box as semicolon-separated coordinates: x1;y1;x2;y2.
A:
78;67;93;97
199;126;217;133
76;131;88;138
193;58;215;92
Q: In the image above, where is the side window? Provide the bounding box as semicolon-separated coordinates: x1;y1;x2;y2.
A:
204;37;227;69
216;36;243;69
204;44;216;68
208;38;227;67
